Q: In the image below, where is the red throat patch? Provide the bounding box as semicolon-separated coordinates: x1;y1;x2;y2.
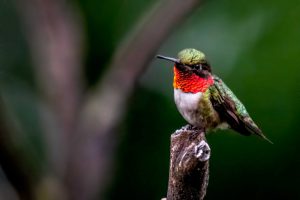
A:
173;66;214;93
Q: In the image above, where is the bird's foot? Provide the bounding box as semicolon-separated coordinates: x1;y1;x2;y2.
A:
184;124;204;132
177;125;206;138
192;126;203;132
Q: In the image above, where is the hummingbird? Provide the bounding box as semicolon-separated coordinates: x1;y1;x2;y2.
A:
157;48;272;143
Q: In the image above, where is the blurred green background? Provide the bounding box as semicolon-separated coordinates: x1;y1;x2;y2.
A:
1;0;300;199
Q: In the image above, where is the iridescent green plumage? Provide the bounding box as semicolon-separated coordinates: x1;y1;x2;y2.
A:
209;75;272;143
178;48;206;65
210;75;248;117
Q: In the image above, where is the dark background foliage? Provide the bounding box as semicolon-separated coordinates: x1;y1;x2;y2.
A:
0;0;300;199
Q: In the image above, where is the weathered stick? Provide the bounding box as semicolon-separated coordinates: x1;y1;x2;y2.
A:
166;125;210;200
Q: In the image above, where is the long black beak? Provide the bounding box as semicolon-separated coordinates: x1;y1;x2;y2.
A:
156;55;180;63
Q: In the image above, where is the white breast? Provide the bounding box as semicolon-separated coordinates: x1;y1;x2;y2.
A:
174;89;203;126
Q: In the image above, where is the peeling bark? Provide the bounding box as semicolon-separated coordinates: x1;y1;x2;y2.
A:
166;125;210;200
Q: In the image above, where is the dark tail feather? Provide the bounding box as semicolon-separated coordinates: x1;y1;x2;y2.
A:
244;120;273;144
256;132;273;144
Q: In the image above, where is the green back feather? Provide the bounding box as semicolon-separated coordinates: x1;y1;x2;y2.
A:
211;75;249;117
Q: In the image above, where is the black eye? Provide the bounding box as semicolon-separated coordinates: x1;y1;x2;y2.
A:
193;64;202;70
202;63;210;71
202;63;212;72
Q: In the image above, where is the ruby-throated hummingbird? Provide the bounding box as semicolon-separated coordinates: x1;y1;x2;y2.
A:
157;48;272;143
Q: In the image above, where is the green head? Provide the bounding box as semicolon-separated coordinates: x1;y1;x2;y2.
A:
178;48;206;66
157;48;212;75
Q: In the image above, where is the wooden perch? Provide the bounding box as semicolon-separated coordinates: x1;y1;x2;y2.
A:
165;125;211;200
